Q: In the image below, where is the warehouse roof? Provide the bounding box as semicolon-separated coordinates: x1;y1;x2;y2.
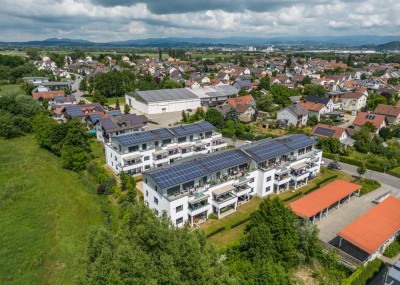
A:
338;196;400;254
290;180;361;218
127;88;199;103
189;85;239;98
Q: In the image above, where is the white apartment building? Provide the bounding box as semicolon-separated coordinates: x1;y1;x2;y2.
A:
142;134;322;227
105;121;228;175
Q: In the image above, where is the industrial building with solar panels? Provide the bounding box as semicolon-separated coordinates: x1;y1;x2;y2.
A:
141;133;322;227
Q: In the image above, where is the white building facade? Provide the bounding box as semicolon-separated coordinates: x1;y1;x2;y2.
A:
105;121;228;175
143;134;322;227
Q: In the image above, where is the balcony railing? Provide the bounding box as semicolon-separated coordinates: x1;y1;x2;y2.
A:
189;202;209;211
213;193;236;204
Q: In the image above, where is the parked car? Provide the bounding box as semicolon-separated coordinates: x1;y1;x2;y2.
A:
243;140;252;145
327;161;342;170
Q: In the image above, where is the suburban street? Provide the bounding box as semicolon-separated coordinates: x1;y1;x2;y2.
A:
71;74;85;102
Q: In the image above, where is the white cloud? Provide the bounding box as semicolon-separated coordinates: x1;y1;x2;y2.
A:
0;0;398;41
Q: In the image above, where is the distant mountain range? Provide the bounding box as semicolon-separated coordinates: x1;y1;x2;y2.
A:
1;35;400;49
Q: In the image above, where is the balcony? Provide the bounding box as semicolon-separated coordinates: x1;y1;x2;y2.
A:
188;194;210;216
122;153;142;165
233;184;251;197
212;185;238;209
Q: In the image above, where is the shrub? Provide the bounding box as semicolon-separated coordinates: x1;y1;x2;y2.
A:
383;238;400;258
206;226;226;238
97;184;106;195
208;213;218;219
359;179;381;196
341;258;383;285
229;217;251;229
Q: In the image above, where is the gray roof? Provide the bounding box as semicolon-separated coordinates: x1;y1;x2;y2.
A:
127;88;198;103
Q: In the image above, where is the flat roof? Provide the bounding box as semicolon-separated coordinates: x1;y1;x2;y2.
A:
127;88;199;103
338;196;400;254
290;180;361;218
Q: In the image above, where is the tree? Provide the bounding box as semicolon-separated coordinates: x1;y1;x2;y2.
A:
79;77;88;92
115;97;120;110
158;48;162;61
42;99;49;109
269;85;292;107
307;116;318;127
301;76;312;85
379;127;393;141
92;90;107;105
316;137;341;153
205;108;224;127
21;82;35;95
124;104;131;115
303;84;326;97
256;93;274;112
181;111;187;123
162;79;182;89
360;73;367;80
258;76;270;90
357;162;367;179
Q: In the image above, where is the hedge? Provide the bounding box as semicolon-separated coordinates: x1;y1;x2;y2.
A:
341;259;384;285
206;226;226;238
323;153;385;172
229;217;251;229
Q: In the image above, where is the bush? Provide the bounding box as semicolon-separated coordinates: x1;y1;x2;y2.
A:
208;213;218;219
359;179;381;196
383;238;400;258
206;226;226;238
229;217;251;229
341;258;384;285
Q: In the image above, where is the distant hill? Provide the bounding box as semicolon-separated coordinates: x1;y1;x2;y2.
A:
1;35;400;49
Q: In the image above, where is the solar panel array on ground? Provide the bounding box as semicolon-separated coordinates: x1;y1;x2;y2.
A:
147;149;251;189
115;128;173;146
133;88;199;103
314;127;336;138
169;121;215;137
242;134;315;162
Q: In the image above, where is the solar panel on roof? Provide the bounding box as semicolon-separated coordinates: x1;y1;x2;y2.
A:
314;127;335;137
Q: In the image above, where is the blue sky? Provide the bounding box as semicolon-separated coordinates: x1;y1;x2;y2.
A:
1;0;399;41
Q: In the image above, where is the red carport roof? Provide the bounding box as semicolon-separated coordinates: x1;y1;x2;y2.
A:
289;180;361;218
338;196;400;254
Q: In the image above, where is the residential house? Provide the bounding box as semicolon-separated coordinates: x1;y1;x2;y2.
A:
299;101;326;121
225;95;256;122
311;124;355;147
61;103;106;124
277;104;309;127
353;112;387;133
341;92;367;112
305;95;334;112
96;114;148;143
374;104;400;124
142;134;322;227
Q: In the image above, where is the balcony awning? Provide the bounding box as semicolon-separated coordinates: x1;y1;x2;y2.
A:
167;144;179;150
189;194;209;204
213;184;235;196
291;162;307;170
179;142;192;148
195;141;207;146
123;153;141;160
154;149;168;155
212;137;224;141
234;178;251;186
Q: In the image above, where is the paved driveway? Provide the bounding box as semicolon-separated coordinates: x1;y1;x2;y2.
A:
317;182;400;243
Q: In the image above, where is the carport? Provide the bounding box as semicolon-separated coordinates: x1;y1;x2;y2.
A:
289;180;362;223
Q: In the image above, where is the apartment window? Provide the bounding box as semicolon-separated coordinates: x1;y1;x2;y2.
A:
146;190;148;197
176;217;183;224
154;197;158;205
145;179;148;184
155;141;159;147
176;205;183;213
266;176;271;182
110;153;112;158
298;148;305;155
145;165;151;170
162;139;172;144
142;144;147;150
144;156;150;161
178;137;187;143
128;145;139;152
155;186;158;191
154;209;159;215
265;186;271;192
114;157;117;161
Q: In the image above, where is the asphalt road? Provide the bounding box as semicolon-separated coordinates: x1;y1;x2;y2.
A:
71;74;85;102
323;158;400;189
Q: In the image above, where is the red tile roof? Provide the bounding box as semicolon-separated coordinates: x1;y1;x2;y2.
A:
289;180;361;218
338;196;400;254
353;112;386;129
311;124;346;139
32;90;65;100
299;101;325;112
226;95;254;108
374;104;400;118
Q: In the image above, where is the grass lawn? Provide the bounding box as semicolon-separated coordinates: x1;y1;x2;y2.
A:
383;239;400;258
0;84;23;95
391;166;400;175
0;135;113;285
0;50;27;57
82;95;125;106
